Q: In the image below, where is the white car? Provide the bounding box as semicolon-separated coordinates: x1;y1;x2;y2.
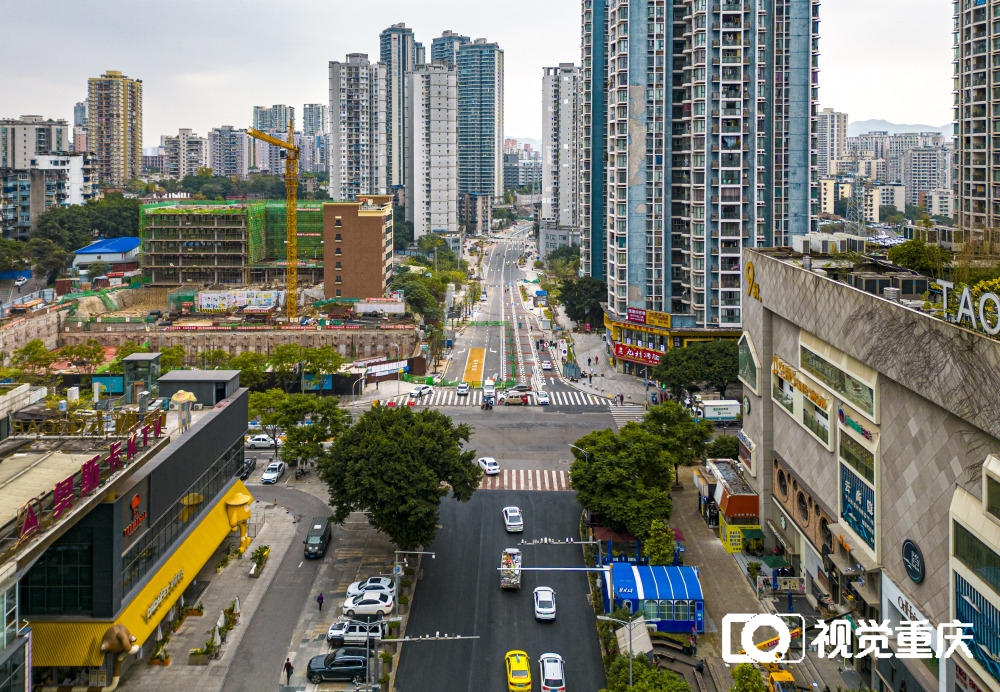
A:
503;506;524;533
456;382;470;396
260;461;285;484
541;360;553;371
13;277;27;287
536;391;549;405
347;576;396;599
539;653;565;690
478;457;500;475
342;590;394;617
247;434;281;449
534;587;557;621
408;384;433;398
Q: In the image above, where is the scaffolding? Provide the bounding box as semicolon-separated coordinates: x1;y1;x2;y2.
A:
263;201;325;263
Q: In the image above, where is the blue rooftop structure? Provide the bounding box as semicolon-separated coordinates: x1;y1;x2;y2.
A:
603;564;705;633
75;237;140;255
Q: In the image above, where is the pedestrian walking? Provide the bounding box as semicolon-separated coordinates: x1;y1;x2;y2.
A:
283;658;294;684
690;634;697;656
588;373;593;384
588;357;592;367
645;379;650;391
316;593;324;611
595;356;599;365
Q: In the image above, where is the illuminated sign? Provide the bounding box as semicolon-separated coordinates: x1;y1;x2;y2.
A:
625;307;671;329
771;356;829;409
745;262;761;302
144;569;184;623
11;409;161;437
614;342;663;366
838;408;875;442
124;493;148;538
938;280;1000;336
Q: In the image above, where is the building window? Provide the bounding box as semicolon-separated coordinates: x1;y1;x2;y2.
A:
802;400;829;443
800;346;874;416
335;289;341;297
777;469;788;499
335;262;342;269
988;475;1000;521
955;522;1000;597
335;234;342;241
335;217;342;227
335;276;342;284
839;431;875;484
955;573;1000;686
335;248;342;255
22;541;94;615
797;492;809;524
738;334;758;391
772;376;793;413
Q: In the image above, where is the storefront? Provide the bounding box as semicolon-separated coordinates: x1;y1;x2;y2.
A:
705;460;760;554
692;467;718;528
603;564;705;634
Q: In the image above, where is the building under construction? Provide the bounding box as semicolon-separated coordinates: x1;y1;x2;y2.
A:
139;200;326;286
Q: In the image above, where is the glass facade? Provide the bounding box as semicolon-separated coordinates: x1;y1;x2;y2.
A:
640;599;696;622
22;542;93;616
955;522;1000;597
988;475;1000;521
955;572;1000;685
738;335;758;390
121;441;242;594
800;346;874;416
839;431;875;484
802;400;829;443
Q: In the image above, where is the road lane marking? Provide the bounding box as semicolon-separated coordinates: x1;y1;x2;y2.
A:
464;347;485;384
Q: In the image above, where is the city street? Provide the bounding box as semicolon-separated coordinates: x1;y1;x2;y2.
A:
396;490;606;692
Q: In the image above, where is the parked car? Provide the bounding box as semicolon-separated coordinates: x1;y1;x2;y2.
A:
533;587;557;621
13;277;27;287
260;461;285;484
456;382;470;396
306;650;367;684
478;457;500;475
327;620;384;646
247;434;281;449
503;392;528;406
342;590;393;617
536;391;549;405
408;384;433;398
347;576;396;599
238;458;257;480
538;653;566;691
541;360;553;371
505;650;532;691
503;506;524;533
510;384;533;393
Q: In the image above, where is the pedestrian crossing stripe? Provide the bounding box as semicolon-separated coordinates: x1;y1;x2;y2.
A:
610;405;647;427
479;468;570;491
386;390;610;407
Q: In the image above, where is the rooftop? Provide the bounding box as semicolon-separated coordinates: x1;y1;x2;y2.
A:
157;369;241;382
75;237;141;255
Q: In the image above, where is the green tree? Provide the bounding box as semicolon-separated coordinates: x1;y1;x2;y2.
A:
86;194;141;238
643;521;677;566
887;238;951;278
651;347;704;400
729;664;766;692
0;239;27;273
569;425;673;538
25;238;72;280
86;261;111;278
11;339;57;387
34;204;91;251
546;243;581;265
642;402;715;490
560;276;607;329
159;345;186;372
318;406;481;549
705;434;740;460
302;345;342;378
107;341;150;374
62;339;107;384
201;349;231;369
391;272;441;319
602;653;690;692
248;389;289;459
229;351;267;391
699;340;738;398
278;394;349;468
270;343;305;391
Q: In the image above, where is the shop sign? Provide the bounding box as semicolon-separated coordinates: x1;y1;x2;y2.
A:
901;539;925;584
625;307;672;329
771;356;829;409
16;413;164;539
956;663;987;692
124;493;148;538
11;409;157;437
840;464;875;550
939;280;1000;336
745;262;761;302
614;342;663;366
144;569;185;623
737;430;755;475
838;408;875;442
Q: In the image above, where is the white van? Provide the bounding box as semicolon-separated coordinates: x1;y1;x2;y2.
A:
483;379;496;400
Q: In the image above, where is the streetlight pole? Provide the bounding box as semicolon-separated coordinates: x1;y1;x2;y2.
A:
568;443;590;462
393;550;435;607
597;614;635;686
338;616;400;691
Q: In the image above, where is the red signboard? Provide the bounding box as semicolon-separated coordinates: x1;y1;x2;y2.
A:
613;342;663;366
626;307;647;324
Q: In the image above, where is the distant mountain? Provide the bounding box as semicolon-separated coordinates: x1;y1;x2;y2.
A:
848;119;952;138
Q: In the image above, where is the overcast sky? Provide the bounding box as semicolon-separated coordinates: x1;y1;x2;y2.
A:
0;0;953;148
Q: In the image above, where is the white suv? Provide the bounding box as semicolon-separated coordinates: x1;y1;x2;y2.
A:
539;653;566;691
327;620;383;646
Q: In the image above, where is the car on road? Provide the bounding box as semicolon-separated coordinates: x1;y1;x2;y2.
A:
247;434;281;449
347;576;396;599
13;277;27;287
238;458;257;480
306;649;367;684
539;653;566;691
478;457;500;475
533;587;557;621
536;391;549;405
510;384;532;393
502;506;524;533
505;650;532;691
342;590;393;617
457;382;470;396
541;360;553;371
327;620;384;646
408;384;433;398
260;461;285;484
502;391;528;406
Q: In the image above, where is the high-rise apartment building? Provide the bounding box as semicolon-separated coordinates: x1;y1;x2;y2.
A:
580;0;608;279
208;126;250;179
0;116;72;168
541;64;580;227
328;54;388;200
380;23;423;191
160;129;208;180
816;108;848;177
0;151;95;238
902;146;952;207
406;63;459;241
73;101;88;127
252;104;295;132
301;104;329;174
431;30;470;67
457;38;504;206
955;0;993;231
87;70;142;187
847;131;945;182
72;100;88;152
581;0;818;373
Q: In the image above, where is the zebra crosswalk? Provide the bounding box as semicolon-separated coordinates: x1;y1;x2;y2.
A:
610;405;647;427
479;468;571;492
387;389;609;408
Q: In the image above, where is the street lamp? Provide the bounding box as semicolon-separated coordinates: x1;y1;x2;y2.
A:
338;615;401;691
394;550;435;605
352;374;366;405
597;614;638;686
568;443;590;462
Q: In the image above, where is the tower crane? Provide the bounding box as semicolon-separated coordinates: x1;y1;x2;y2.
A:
247;121;300;320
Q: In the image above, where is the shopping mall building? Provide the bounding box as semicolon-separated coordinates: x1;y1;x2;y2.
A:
738;247;1000;692
0;371;250;690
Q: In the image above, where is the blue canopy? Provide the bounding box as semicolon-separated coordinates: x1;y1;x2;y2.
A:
609;564;703;602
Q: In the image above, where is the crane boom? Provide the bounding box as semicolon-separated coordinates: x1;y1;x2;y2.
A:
246;123;299;319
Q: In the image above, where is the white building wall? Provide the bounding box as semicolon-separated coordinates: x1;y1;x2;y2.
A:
407;63;458;240
541;64;580;227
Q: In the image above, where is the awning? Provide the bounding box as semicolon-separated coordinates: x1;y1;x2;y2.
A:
740;528;765;540
609;563;704;601
765;519;797;555
761;555;789;569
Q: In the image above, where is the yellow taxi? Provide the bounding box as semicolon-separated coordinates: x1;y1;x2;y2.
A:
505;650;532;691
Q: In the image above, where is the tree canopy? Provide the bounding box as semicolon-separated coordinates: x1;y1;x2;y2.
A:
642;401;715;486
652;340;738;398
705;434;740;460
229;351;267;391
561;276;607;329
887;238;951;278
318;406;481;549
601;653;690;692
643;521;677;566
729;664;766;692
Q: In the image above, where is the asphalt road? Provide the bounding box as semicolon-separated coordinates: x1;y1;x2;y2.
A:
221;486;331;692
396;490;606;692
